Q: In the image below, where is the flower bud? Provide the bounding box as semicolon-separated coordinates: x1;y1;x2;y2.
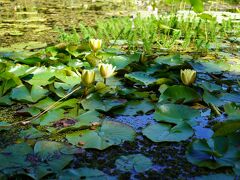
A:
98;63;116;79
81;69;95;86
180;69;196;86
89;39;102;52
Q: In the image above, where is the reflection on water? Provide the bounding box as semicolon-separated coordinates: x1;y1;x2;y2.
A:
0;0;136;47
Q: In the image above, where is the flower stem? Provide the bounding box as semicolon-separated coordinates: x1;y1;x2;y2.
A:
104;78;107;85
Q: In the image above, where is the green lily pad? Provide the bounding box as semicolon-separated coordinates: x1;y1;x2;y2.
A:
186;136;240;169
213;119;240;136
26;67;55;86
155;54;184;66
34;141;65;160
81;94;126;112
66;121;136;150
114;99;154;116
154;104;200;125
0;143;32;170
198;81;222;92
125;72;157;86
19;127;45;139
11;85;48;103
33;108;65;126
143;122;193;142
115;154;152;172
159;85;201;103
58;168;112;180
0;95;13;106
224;103;240;118
203;90;225;106
57;111;101;133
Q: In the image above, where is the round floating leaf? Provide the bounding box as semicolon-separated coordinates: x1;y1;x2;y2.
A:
125;72;157;86
0;143;32;170
81;94;126;112
142;122;193;142
66;121;136;150
203;90;225;107
114;100;154;116
11;85;48;103
58;168;111;180
186;137;239;169
213;119;240;136
224;103;240;118
20;127;45;139
159;85;201;103
198;81;222;92
154;104;200;125
26;67;55;86
34;108;65;126
34;141;65;160
48;155;73;172
108;55;133;70
155;54;184;66
115;154;152;172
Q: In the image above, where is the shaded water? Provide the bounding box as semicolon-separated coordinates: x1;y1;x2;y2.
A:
0;0;135;47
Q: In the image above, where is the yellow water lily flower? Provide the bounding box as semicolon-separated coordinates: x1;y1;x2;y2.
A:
98;63;116;79
180;69;196;86
89;39;102;52
81;69;95;86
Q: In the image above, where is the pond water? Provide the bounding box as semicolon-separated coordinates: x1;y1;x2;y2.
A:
0;0;137;47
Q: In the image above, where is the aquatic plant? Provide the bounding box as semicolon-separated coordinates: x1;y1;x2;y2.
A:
180;69;197;86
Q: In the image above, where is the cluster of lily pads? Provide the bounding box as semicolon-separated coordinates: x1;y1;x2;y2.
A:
0;37;240;178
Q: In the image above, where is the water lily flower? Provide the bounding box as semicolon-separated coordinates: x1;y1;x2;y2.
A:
180;69;196;86
89;39;102;52
99;63;116;78
81;69;95;86
98;63;116;84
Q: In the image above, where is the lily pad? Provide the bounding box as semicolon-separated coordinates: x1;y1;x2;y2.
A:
115;154;152;172
155;54;184;66
125;72;157;86
20;127;45;139
0;143;32;170
81;94;126;112
58;168;112;180
142;122;193;142
66;121;136;150
213;118;240;136
186;136;240;169
11;85;48;103
154;104;200;125
159;85;201;103
34;141;65;160
114;100;154;116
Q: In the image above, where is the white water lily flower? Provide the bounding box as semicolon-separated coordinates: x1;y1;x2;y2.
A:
98;63;116;79
81;69;95;86
89;39;102;52
180;69;196;86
